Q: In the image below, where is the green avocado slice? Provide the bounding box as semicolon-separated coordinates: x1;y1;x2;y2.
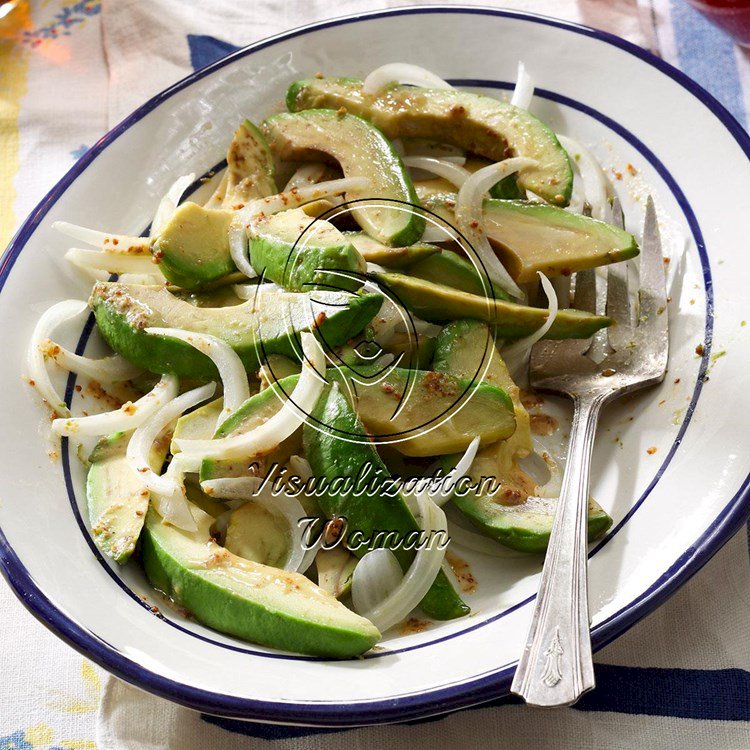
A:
89;282;382;379
371;272;612;338
86;431;168;564
344;231;440;269
141;505;380;656
422;194;639;283
303;383;468;621
223;119;277;209
405;249;512;301
444;452;613;553
250;207;365;292
151;202;235;290
337;368;516;457
287;78;572;205
262;110;424;246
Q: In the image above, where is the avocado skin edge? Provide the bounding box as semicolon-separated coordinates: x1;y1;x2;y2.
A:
90;291;383;380
451;492;613;553
140;516;379;658
304;384;469;621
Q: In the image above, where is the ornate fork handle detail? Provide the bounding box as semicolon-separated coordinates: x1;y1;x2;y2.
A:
511;391;608;707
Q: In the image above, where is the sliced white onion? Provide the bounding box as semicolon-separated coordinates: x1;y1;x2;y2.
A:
456;158;537;299
204;169;228;209
244;176;369;221
555;135;609;221
363;63;453;94
283;163;329;191
510;61;535;109
502;272;558;379
352;548;403;615
202;476;317;573
288;454;313;481
150;472;198;532
420;223;452;243
353;492;448;632
233;282;282;299
151;173;195;237
66;258;110;282
227;214;258;279
117;273;164;285
26;300;87;417
429;437;480;507
403;156;471;188
551;275;571;310
52;221;148;253
64;248;157;275
174;333;324;460
52;374;178;437
145;328;249;420
127;382;215;530
42;340;142;383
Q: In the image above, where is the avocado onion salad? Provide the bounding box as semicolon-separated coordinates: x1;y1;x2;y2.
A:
26;63;637;658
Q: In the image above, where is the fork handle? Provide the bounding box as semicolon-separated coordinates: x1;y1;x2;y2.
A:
511;391;606;707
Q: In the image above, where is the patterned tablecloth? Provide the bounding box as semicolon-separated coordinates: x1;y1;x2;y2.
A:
0;2;748;748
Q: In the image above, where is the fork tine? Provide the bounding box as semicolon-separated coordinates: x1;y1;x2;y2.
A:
606;197;631;349
637;196;669;362
639;196;667;305
573;269;597;312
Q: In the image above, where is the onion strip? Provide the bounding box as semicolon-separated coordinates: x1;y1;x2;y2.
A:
502;272;558;378
201;477;317;573
511;61;535;109
52;221;148;253
145;328;249;420
363;63;453;94
283;163;329;191
151;173;195;237
174;333;325;460
429;436;480;507
26;300;88;417
351;549;403;615
354;492;448;632
64;248;157;275
126;382;215;530
51;374;178;437
41;341;143;382
556;135;609;221
455;158;537;299
402;156;471;188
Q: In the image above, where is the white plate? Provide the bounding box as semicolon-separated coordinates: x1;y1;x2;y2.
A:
1;6;749;726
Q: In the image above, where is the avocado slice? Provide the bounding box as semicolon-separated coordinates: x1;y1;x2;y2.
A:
262;110;424;246
141;505;380;656
223;119;277;209
424;195;639;283
345;231;439;269
223;501;289;567
199;376;305;491
171;397;225;453
150;203;234;290
445;450;613;553
315;546;358;600
287;78;573;205
338;367;516;457
250;207;365;292
371;272;612;338
433;318;532;465
434;320;612;551
303;384;468;621
86;431;168;564
89;282;382;380
405;249;512;301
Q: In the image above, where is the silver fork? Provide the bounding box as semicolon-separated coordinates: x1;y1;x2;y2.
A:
510;196;668;707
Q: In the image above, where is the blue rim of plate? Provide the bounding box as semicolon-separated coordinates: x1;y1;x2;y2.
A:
0;5;748;726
